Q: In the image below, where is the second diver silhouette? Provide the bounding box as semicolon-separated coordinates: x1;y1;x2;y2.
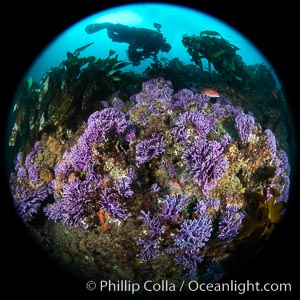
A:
85;22;171;66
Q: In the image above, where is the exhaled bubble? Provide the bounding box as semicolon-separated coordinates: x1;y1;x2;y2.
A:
6;2;292;291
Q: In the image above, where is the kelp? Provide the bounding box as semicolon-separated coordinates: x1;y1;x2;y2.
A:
143;57;209;90
8;45;133;156
217;190;287;272
237;191;286;243
182;31;247;84
9;78;40;147
73;42;94;57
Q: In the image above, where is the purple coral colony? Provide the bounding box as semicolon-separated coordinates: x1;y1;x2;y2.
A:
9;77;290;281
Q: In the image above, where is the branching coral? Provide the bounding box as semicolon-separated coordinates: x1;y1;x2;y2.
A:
169;213;213;277
183;140;229;194
159;194;188;221
45;178;94;229
135;133;166;165
43;108;134;227
9;77;291;281
138;193;214;277
235;113;255;142
140;210;164;238
10;142;51;222
99;188;132;220
171;111;216;144
218;205;246;240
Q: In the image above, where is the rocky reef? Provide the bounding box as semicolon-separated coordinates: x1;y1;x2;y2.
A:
9;77;290;283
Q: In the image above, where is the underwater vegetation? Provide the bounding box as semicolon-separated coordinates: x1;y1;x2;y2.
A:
181;31;287;97
182;31;248;83
8;30;289;161
9;74;290;282
8;43;142;155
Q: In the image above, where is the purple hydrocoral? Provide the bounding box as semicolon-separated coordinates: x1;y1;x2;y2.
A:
150;183;160;193
99;188;132;220
225;104;243;117
142;78;173;100
85;162;102;185
140;112;147;125
174;252;204;278
275;175;290;204
137;191;213;278
124;122;136;143
45;163;101;229
81;107;129;148
126;167;137;181
211;103;226;119
271;150;290;203
135;133;166;165
159;194;188;221
265;132;290;202
235;113;255;142
171;111;216;144
68;107;133;171
10;143;50;223
87;108;128;134
173;214;212;251
114;169;135;198
112;98;124;110
161;161;176;179
137;237;161;262
16;166;27;178
24;141;41;168
206;197;221;210
54;160;73;178
220;133;232;148
27;163;40;185
170;124;189;145
45;177;97;229
45;106;135;228
275;150;290;177
265;129;277;160
47;163;132;228
195;93;210;108
137;210;165;262
168;213;213;277
194;200;207;215
173;88;194;109
140;210;163;237
11;175;49;223
195;197;220;214
69;136;93;171
183;140;229;194
218;205;246;240
131;78;174;113
79;109;116;149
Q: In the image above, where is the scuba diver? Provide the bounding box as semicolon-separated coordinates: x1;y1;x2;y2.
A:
85;22;171;66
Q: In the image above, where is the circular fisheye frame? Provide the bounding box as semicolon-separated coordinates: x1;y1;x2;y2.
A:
6;3;291;291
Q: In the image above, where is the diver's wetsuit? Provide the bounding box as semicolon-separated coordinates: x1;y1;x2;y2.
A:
85;22;171;65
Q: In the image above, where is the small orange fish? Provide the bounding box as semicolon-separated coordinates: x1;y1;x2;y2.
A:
200;88;220;98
